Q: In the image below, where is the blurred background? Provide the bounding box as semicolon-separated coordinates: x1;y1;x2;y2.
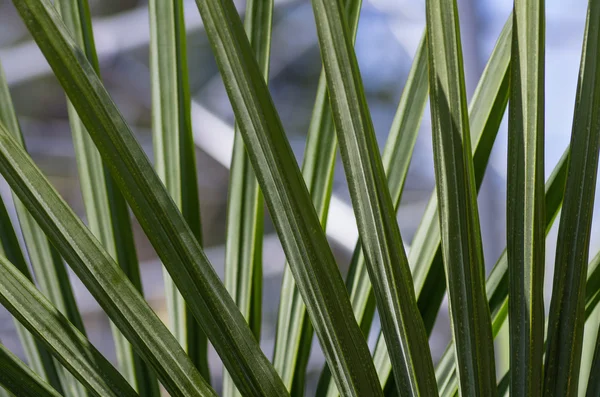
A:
0;0;597;394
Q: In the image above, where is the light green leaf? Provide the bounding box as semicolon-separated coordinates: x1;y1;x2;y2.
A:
0;253;137;397
0;342;61;397
223;0;272;396
148;0;208;382
55;0;158;393
273;0;362;393
316;33;428;397
426;0;496;394
196;0;383;394
544;0;600;394
507;0;546;394
310;0;437;394
11;0;287;394
436;148;570;397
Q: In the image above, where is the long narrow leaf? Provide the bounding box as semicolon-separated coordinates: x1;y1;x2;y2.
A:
426;0;496;394
196;0;384;394
436;148;569;397
310;0;438;394
0;63;83;397
0;162;63;395
0;253;137;397
0;343;61;397
490;249;600;397
273;0;362;392
0;120;216;397
55;0;158;394
316;33;428;397
544;0;600;394
11;1;287;395
222;1;272;396
149;0;209;381
507;0;546;394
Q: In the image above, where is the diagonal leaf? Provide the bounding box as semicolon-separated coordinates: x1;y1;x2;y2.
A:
197;0;383;393
54;0;158;393
0;253;137;397
435;148;570;397
222;1;272;396
273;0;362;392
149;0;209;382
310;0;437;395
0;342;61;397
315;32;428;397
426;0;496;394
544;0;600;394
11;0;287;395
0;62;84;397
0;120;216;397
507;0;546;394
0;160;63;395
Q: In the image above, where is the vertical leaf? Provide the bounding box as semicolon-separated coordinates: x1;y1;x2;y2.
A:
222;0;272;396
0;343;61;397
149;0;209;382
310;0;437;394
0;63;83;396
54;0;159;394
195;0;383;394
507;0;546;394
273;0;361;392
316;33;428;397
435;148;570;397
544;0;600;394
426;0;496;394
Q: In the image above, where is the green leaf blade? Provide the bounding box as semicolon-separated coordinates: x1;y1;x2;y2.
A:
55;0;158;393
11;1;288;394
0;343;61;397
148;0;209;381
311;0;437;394
507;0;546;394
273;0;361;392
0;254;137;397
426;0;496;394
196;0;385;394
316;33;429;397
223;1;272;396
544;0;600;394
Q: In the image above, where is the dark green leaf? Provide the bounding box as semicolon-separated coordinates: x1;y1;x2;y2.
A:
0;119;216;397
426;0;496;394
223;0;272;396
0;343;61;397
55;0;158;393
507;0;546;395
0;253;137;397
544;0;600;394
196;0;383;394
11;0;286;394
274;0;362;393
